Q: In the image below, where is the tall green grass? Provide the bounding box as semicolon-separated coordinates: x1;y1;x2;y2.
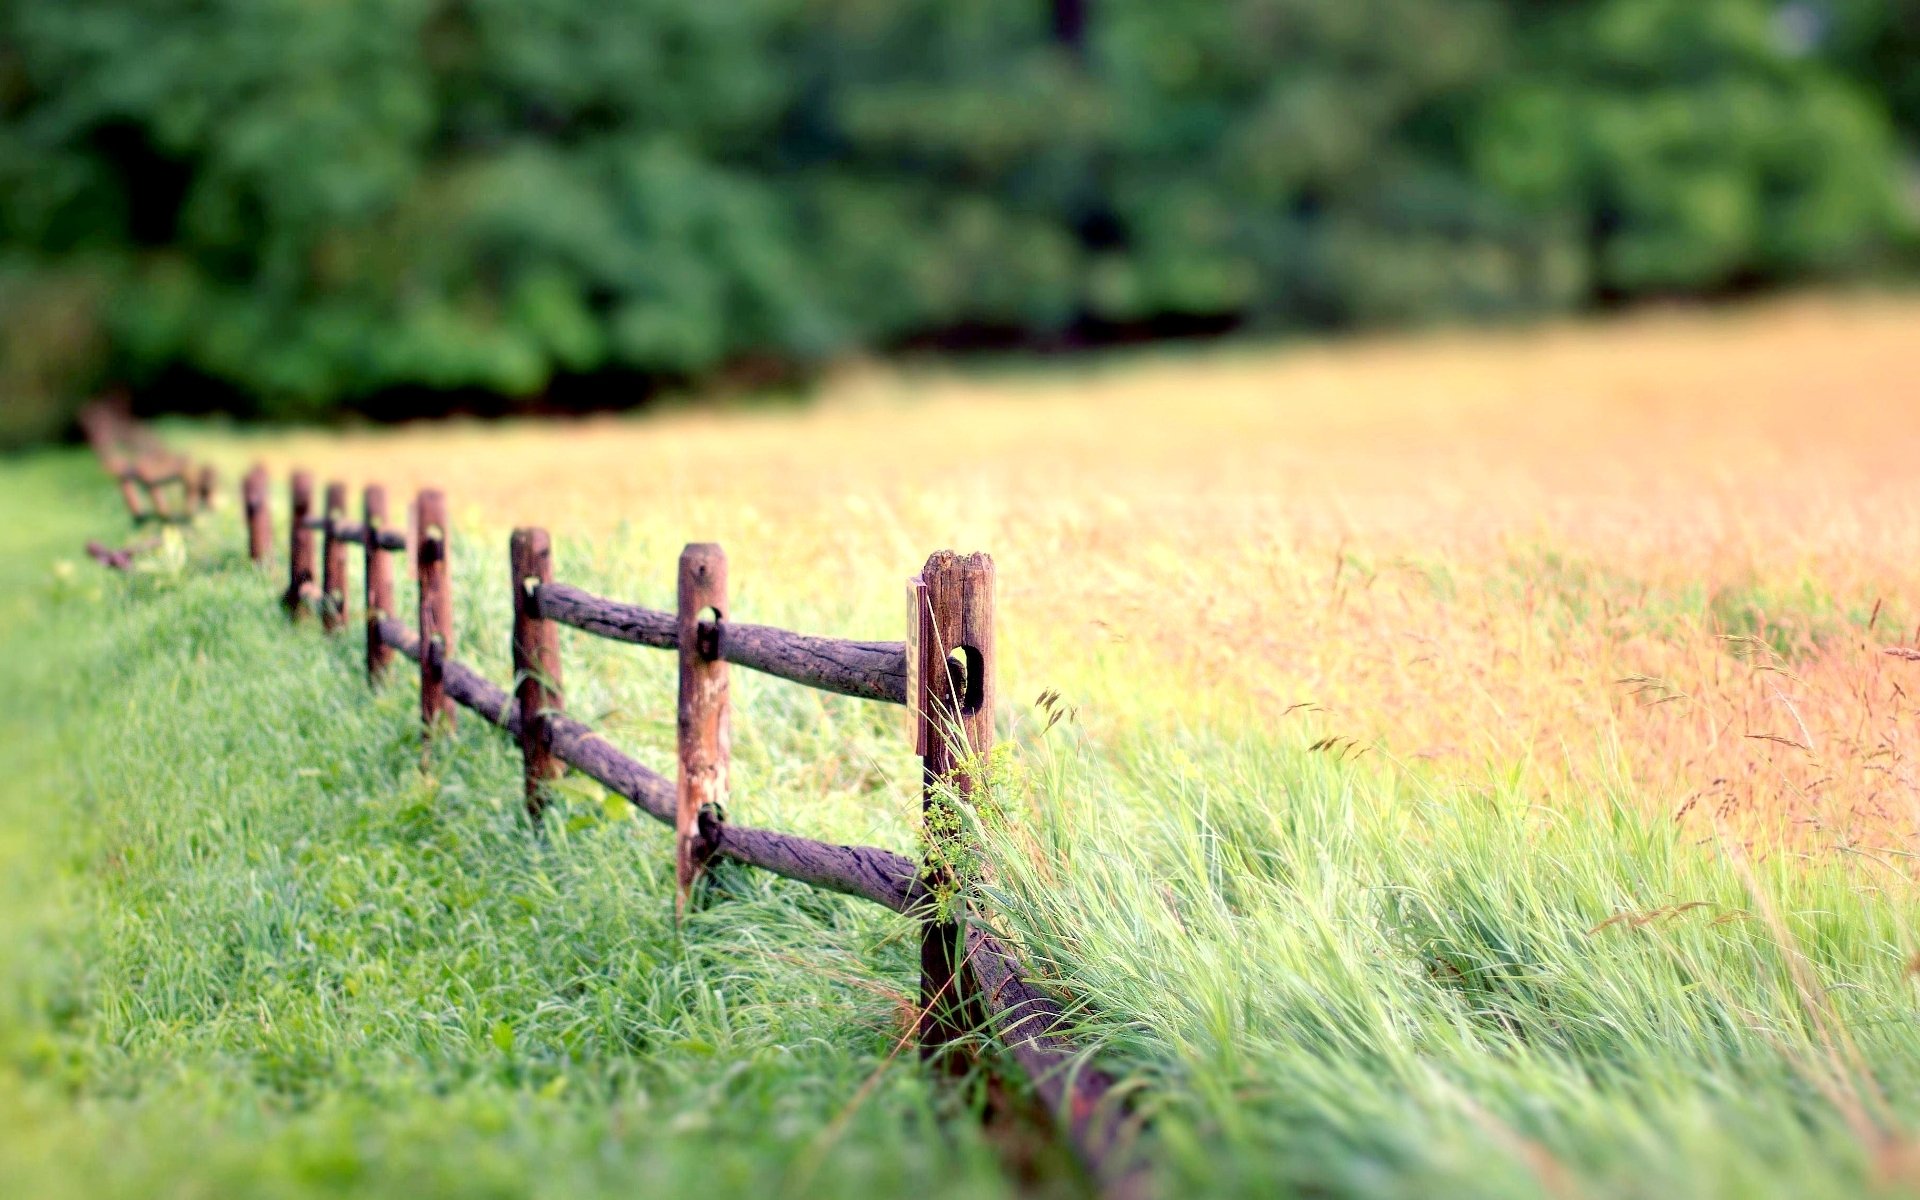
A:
982;720;1920;1197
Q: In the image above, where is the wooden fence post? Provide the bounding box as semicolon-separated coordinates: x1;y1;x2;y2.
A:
285;470;314;619
511;529;563;822
910;550;996;1062
195;465;216;512
415;489;455;736
364;485;394;685
676;543;731;915
113;466;147;524
243;465;270;565
321;482;349;634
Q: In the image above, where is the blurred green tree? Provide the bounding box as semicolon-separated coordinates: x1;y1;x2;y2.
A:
0;0;1910;444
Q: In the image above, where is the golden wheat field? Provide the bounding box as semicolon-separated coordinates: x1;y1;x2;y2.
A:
194;294;1920;856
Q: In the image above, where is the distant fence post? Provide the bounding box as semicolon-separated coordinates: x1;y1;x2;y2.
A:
285;471;314;619
243;465;270;565
364;486;394;685
113;467;147;524
195;465;216;512
511;528;563;822
676;543;730;914
321;482;349;634
415;489;455;736
910;550;996;1062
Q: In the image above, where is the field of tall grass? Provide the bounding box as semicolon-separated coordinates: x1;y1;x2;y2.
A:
5;294;1920;1197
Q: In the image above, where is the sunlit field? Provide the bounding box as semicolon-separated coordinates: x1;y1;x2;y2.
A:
212;294;1920;851
8;294;1920;1198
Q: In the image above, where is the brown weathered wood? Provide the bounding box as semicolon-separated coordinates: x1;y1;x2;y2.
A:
118;464;186;487
533;581;908;704
415;489;454;734
372;616;926;909
78;405;148;522
285;471;315;619
914;550;997;1061
85;539;137;570
364;486;394;685
511;528;563;821
194;465;216;511
532;583;676;645
965;926;1146;1199
712;620;905;705
243;465;271;564
376;529;408;552
367;614;1132;1189
676;544;731;913
113;468;147;522
321;482;349;634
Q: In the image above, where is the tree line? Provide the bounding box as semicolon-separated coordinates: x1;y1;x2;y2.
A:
2;0;1916;445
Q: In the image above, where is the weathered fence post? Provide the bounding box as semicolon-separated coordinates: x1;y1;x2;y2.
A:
321;482;349;634
910;550;996;1062
243;465;271;565
364;486;394;685
511;528;563;822
195;465;216;512
112;466;147;524
415;489;455;736
285;471;314;619
676;543;731;914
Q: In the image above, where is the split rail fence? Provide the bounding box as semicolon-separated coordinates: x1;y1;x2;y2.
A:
82;407;1141;1197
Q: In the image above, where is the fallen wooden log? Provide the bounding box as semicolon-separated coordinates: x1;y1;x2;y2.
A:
534;582;909;704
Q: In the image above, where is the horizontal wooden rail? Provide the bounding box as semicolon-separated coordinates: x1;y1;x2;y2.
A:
376;618;924;909
534;582;909;704
373;616;1136;1187
324;522;407;551
118;466;187;487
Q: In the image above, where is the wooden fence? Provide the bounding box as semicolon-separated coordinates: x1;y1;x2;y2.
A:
84;408;1142;1197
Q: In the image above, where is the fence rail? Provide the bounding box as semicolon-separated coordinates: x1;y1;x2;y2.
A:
78;403;1144;1198
533;581;911;704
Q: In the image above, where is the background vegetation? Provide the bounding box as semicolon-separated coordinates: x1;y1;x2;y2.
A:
2;0;1918;446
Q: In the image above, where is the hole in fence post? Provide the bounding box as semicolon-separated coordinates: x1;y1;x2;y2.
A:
415;489;454;739
912;550;996;1068
511;528;562;824
946;645;985;716
676;544;730;917
364;485;393;685
322;482;349;634
285;471;314;620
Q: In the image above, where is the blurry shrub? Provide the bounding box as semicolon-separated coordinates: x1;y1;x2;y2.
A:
0;0;1911;431
0;261;109;451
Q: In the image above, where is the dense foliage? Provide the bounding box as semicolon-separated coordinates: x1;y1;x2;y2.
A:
1;0;1914;442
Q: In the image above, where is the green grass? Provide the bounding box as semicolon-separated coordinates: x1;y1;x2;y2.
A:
0;455;1024;1199
981;723;1920;1197
7;447;1920;1199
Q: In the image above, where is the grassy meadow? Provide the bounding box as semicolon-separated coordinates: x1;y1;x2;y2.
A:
5;294;1920;1197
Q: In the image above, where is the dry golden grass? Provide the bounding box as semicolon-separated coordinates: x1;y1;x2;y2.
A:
196;293;1920;854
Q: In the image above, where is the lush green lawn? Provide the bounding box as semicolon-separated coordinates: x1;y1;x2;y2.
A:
0;454;1023;1199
